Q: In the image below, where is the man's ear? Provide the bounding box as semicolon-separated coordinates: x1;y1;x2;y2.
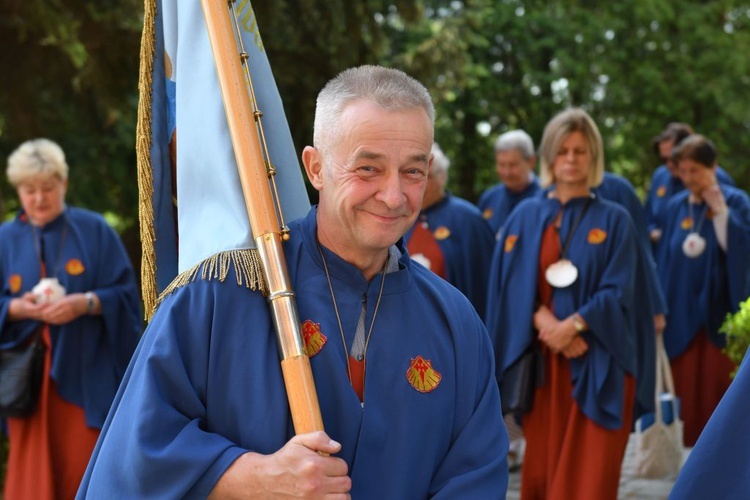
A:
302;146;324;191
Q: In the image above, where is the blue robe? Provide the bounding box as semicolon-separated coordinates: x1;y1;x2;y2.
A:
0;208;142;428
486;195;638;429
405;192;495;317
78;208;508;498
656;186;750;359
594;172;667;416
644;164;734;240
669;348;750;499
477;177;542;237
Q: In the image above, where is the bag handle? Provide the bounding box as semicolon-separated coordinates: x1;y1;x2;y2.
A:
654;333;679;425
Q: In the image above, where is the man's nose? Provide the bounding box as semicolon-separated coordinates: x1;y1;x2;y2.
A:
377;172;407;208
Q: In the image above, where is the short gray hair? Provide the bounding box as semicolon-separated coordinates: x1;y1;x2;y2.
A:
313;65;435;153
494;130;535;160
431;143;450;175
7;138;69;187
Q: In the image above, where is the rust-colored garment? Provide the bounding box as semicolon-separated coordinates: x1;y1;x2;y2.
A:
4;325;100;500
537;221;559;312
520;223;635;500
349;356;365;402
405;219;447;279
670;329;733;446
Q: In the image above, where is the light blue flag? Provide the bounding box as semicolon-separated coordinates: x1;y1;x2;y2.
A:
139;0;310;309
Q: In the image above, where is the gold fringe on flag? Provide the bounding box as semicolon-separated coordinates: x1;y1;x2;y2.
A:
136;0;158;320
135;0;269;321
155;249;268;308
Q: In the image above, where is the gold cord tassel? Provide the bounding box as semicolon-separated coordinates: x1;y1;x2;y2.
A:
135;0;269;320
155;249;268;308
136;0;158;320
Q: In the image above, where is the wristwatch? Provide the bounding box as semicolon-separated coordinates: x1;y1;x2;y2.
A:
571;313;585;333
85;292;95;314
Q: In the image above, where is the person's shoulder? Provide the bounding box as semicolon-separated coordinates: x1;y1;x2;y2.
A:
665;189;690;210
595;197;637;234
511;194;546;214
408;260;477;311
716;166;735;186
651;165;669;180
478;183;505;202
0;216;21;236
0;221;19;249
66;206;113;230
155;253;268;316
722;184;750;204
596;194;631;216
446;194;485;218
603;171;636;191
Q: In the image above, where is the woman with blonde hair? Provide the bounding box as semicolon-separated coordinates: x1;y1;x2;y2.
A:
486;108;638;499
0;138;141;498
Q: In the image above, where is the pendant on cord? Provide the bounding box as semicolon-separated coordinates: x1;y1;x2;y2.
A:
545;196;594;288
682;233;706;258
545;259;578;288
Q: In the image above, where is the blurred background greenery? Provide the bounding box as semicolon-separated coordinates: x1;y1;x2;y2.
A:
1;0;749;279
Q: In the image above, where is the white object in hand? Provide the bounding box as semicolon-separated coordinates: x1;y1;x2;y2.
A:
32;278;67;304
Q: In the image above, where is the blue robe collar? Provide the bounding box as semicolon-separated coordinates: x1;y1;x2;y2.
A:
294;206;413;295
16;205;70;232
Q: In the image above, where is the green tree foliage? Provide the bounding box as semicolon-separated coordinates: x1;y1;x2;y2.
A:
722;297;750;376
379;0;750;201
1;0;748;223
0;0;143;268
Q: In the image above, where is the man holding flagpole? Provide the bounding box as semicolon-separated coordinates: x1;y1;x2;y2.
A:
78;0;508;497
81;63;509;499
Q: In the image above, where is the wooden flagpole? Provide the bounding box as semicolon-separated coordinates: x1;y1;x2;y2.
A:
200;0;324;435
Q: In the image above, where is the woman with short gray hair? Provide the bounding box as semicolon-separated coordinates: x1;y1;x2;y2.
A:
0;138;142;499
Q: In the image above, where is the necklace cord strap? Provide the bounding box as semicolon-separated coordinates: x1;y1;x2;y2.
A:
559;196;594;259
316;242;387;398
31;216;69;279
688;199;708;234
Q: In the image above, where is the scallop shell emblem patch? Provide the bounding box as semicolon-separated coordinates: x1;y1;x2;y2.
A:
433;226;451;240
504;235;518;253
482;208;493;220
681;217;693;230
9;274;22;294
587;228;607;244
656;185;667;198
65;258;85;276
406;355;442;393
301;320;327;357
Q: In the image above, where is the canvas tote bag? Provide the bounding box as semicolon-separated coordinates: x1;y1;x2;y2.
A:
634;333;684;478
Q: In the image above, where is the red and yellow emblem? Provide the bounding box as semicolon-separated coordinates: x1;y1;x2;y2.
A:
9;274;22;294
65;258;85;276
482;208;493;220
656;185;667;198
433;226;451;240
587;228;607;244
301;320;327;357
504;234;518;253
680;217;693;230
406;355;442;393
